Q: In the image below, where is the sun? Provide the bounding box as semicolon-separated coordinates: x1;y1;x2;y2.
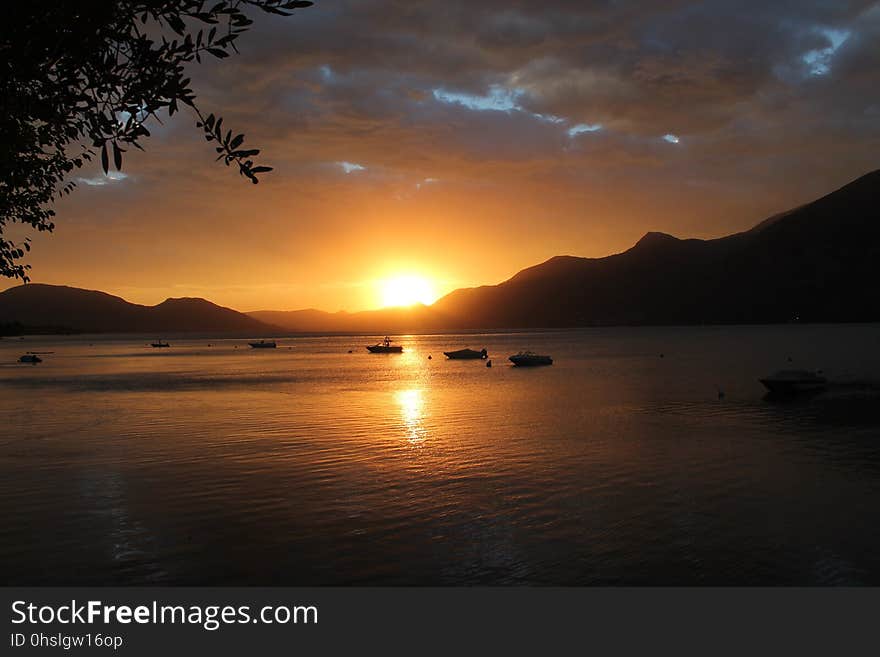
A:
380;275;437;308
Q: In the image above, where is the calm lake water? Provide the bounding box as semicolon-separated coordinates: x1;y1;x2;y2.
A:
2;325;880;585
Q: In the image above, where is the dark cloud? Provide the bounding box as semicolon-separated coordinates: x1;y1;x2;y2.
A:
205;0;879;159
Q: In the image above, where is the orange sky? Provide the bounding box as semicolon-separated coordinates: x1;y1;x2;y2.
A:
4;1;879;312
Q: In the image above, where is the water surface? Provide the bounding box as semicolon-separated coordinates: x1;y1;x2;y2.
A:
2;325;880;585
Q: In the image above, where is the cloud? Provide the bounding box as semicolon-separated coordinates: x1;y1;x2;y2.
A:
432;85;524;112
76;171;129;186
568;123;603;137
802;28;851;76
126;0;880;190
338;161;366;173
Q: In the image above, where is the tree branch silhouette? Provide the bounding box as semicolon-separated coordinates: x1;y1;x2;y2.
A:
0;0;314;281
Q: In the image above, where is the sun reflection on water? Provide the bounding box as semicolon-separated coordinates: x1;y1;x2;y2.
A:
396;388;427;446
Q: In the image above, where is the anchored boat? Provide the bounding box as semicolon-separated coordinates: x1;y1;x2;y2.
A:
444;348;488;360
249;340;277;349
366;337;403;353
759;369;826;394
509;351;553;366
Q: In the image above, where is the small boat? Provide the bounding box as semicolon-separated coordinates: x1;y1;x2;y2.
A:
19;354;41;364
151;341;170;348
366;336;403;353
444;348;488;360
759;369;826;394
509;351;553;367
249;340;277;349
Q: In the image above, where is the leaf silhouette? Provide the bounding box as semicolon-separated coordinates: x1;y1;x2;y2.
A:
0;0;309;280
112;142;122;171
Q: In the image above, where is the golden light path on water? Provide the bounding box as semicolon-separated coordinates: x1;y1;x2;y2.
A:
396;388;426;447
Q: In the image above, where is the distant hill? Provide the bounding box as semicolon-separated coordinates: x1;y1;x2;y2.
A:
428;169;880;327
0;284;279;334
248;305;455;334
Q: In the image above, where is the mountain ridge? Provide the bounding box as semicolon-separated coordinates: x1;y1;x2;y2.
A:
0;284;279;334
427;168;880;327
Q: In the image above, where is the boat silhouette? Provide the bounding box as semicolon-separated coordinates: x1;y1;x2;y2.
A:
444;348;488;360
509;351;553;366
366;336;403;353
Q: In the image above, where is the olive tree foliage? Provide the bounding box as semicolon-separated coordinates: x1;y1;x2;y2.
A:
0;0;313;281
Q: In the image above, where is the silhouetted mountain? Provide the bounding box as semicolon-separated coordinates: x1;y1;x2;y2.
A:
249;304;454;333
430;169;880;326
0;284;278;334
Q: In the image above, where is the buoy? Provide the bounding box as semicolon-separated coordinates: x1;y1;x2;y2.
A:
428;355;432;360
348;349;353;353
659;353;665;358
486;360;492;368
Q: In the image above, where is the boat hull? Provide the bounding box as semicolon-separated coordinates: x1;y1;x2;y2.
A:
759;378;826;394
759;369;826;394
366;345;403;353
249;342;277;349
444;349;487;360
509;355;553;366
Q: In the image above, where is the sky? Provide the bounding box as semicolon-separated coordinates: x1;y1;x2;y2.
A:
7;0;880;311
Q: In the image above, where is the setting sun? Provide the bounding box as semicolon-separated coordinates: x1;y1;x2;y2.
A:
379;275;437;308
